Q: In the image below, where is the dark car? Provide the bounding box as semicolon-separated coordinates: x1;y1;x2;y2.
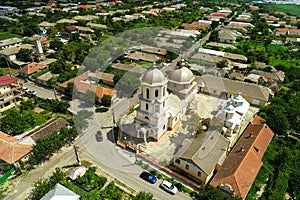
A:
95;131;103;142
139;171;157;184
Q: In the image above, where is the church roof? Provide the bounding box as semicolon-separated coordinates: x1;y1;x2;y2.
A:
168;67;194;84
142;68;167;86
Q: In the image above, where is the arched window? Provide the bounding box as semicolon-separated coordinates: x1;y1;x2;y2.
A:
145;103;148;110
145;116;149;120
155;89;159;97
146;88;149;99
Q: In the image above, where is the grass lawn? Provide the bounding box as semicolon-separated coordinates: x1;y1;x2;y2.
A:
135;61;152;69
268;4;300;18
0;32;21;40
234;42;266;51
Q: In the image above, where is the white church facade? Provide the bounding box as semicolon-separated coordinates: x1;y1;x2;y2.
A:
134;67;197;141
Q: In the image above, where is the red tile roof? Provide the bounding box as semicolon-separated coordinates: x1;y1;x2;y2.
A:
275;28;289;33
78;4;92;9
251;115;266;125
210;122;274;199
0;131;33;164
0;75;18;87
42;40;52;45
19;62;46;75
59;75;116;99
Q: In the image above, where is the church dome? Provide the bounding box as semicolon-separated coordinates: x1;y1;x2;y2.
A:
168;67;194;84
142;68;167;85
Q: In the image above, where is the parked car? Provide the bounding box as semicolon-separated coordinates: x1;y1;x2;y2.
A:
28;90;37;95
160;180;178;195
139;171;157;184
95;131;103;142
22;86;28;91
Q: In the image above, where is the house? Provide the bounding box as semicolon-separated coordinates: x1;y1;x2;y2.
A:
0;75;22;112
174;130;229;184
0;37;21;49
87;22;107;29
0;131;32;165
182;21;210;31
78;4;92;9
72;15;98;21
211;13;228;18
19;118;70;145
87;71;115;86
249;69;285;83
126;51;161;63
56;19;77;24
206;42;236;49
19;62;46;78
218;29;240;44
226;22;255;29
275;28;300;36
198;48;247;62
285;37;300;43
197;75;271;106
38;21;56;28
111;63;146;75
41;183;80;200
210;118;274;199
59;75;116;103
191;53;224;67
169;29;200;38
139;46;167;56
36;71;54;86
60;26;78;39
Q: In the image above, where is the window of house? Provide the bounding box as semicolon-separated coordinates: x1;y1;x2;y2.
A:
175;159;180;164
146;88;150;99
145;103;148;110
213;90;217;93
145;116;149;120
198;171;201;177
185;165;189;170
163;124;166;130
163;87;165;96
155;89;159;97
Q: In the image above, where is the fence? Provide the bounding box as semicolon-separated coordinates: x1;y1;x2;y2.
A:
0;168;15;184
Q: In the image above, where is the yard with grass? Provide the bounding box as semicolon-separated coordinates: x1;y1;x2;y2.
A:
0;67;19;77
0;31;21;40
268;4;300;18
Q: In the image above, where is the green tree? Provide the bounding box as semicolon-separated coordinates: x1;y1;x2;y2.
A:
16;48;33;62
115;73;141;97
20;99;35;112
50;39;63;50
102;94;112;107
74;110;93;134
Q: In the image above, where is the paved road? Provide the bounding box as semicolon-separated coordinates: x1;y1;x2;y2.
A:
71;99;192;200
3;145;77;200
23;82;57;99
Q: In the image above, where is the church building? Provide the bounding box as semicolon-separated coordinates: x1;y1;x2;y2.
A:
134;66;197;141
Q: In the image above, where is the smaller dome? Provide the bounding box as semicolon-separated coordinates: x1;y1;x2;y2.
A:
169;67;194;84
142;68;167;85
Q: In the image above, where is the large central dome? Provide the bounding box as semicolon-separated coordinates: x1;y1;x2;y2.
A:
142;68;167;85
168;67;194;84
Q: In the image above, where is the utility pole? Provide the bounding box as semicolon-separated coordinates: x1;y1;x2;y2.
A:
74;145;81;166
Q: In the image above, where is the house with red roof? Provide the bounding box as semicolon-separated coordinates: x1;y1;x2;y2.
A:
0;75;23;112
0;131;32;165
19;62;46;78
210;116;274;199
59;75;116;103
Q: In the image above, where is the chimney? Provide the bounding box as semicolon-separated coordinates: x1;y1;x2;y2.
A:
248;132;253;138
